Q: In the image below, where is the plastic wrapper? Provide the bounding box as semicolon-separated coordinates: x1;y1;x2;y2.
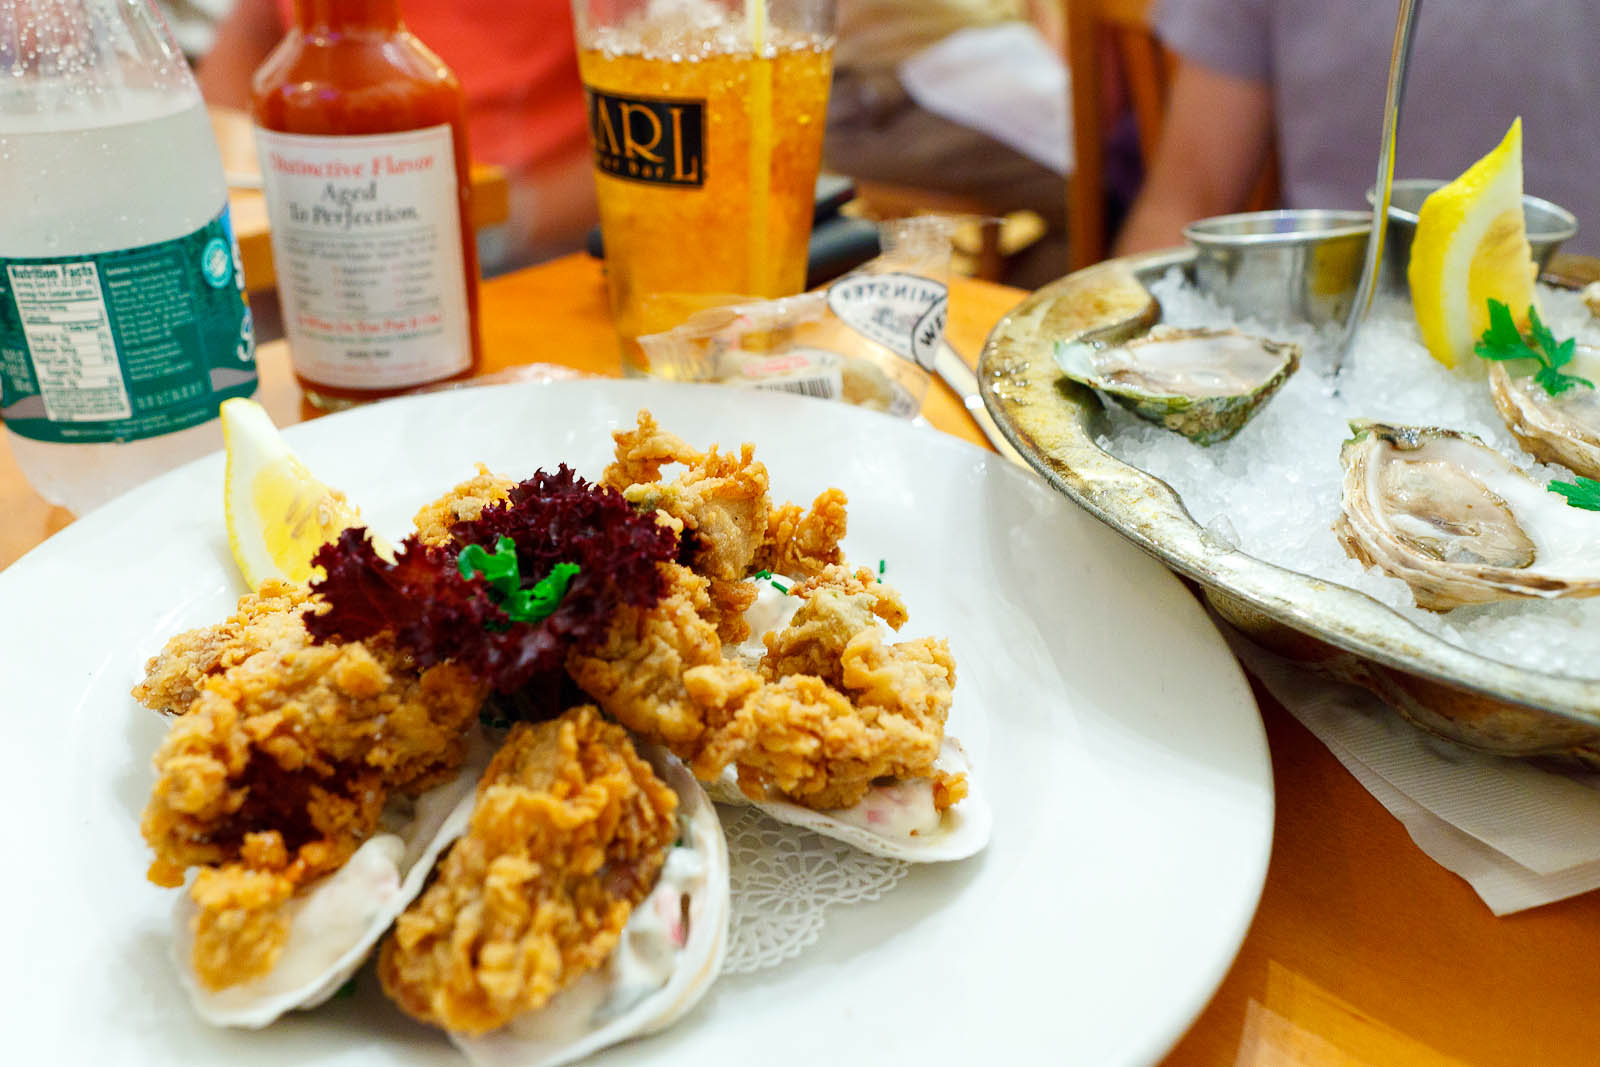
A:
638;218;954;417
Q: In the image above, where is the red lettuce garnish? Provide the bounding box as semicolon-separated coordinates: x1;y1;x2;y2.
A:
305;465;677;696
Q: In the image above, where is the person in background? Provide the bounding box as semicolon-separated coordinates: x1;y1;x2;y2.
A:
824;0;1072;286
197;0;597;274
154;0;234;61
1117;0;1600;256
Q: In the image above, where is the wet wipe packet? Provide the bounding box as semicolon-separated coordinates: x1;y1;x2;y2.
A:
638;218;954;417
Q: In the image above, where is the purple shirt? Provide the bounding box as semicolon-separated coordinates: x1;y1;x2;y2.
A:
1155;0;1600;253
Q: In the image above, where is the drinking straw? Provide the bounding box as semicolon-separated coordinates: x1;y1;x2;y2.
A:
746;0;774;296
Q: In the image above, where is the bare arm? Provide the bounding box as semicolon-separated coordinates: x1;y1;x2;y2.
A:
194;0;284;108
1113;59;1273;255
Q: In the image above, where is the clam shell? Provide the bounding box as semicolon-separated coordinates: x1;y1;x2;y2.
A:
172;729;494;1028
707;737;992;863
451;746;730;1067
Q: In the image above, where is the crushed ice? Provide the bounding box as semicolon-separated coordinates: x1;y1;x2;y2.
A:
1094;269;1600;680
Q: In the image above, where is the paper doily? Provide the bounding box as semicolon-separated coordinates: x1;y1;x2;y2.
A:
718;802;909;975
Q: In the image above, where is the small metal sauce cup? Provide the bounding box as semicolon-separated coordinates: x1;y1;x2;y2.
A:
1183;210;1372;328
1365;179;1579;289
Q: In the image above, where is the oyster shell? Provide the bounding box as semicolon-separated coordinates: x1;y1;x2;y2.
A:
1335;421;1600;610
1054;327;1299;444
1488;344;1600;479
172;729;493;1028
708;737;992;863
452;746;729;1067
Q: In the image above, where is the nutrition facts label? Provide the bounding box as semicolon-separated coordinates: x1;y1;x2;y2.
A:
255;124;471;389
5;261;131;423
0;207;257;444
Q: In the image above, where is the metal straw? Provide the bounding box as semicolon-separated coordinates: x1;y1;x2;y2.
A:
1337;0;1423;370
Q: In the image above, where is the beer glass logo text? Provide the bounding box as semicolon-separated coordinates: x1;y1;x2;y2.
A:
585;89;706;187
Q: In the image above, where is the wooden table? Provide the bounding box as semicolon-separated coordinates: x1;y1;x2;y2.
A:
208;106;510;293
5;254;1599;1065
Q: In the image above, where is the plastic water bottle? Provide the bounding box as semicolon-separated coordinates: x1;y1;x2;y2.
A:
0;0;257;514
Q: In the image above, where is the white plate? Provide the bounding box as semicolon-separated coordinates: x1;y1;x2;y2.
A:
0;381;1272;1066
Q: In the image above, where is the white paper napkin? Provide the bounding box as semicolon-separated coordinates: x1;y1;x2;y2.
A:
897;23;1073;177
1224;629;1600;915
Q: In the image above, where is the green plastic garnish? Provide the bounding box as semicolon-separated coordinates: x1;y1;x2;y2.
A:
751;568;790;594
1549;476;1600;511
458;536;580;624
1474;299;1593;396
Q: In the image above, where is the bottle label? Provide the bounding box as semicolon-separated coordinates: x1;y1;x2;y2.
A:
255;124;472;389
0;205;257;444
826;271;948;371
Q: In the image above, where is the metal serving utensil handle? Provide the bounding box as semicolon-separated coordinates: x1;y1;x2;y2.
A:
1337;0;1423;369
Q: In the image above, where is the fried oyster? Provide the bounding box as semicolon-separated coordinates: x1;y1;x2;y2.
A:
134;579;312;717
576;414;962;813
138;406;978;1030
136;554;488;992
378;706;679;1036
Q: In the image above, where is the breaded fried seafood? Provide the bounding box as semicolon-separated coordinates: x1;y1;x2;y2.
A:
378;706;678;1035
139;593;485;991
136;406;984;1044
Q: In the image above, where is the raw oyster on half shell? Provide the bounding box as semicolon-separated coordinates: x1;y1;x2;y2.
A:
1053;326;1300;445
1335;421;1600;611
1488;343;1600;479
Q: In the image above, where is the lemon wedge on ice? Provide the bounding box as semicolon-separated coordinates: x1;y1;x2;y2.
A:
1407;118;1539;367
222;397;375;588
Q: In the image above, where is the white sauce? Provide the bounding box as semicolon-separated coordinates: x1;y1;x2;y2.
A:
825;739;973;842
725;581;803;667
825;777;944;838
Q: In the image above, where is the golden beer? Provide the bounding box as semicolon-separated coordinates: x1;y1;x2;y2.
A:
578;31;833;374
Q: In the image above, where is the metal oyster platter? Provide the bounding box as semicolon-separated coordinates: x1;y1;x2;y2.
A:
979;247;1600;760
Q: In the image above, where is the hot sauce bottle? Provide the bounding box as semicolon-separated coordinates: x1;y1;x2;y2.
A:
251;0;481;407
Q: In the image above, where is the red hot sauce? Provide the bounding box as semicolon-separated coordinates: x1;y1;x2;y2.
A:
252;0;482;407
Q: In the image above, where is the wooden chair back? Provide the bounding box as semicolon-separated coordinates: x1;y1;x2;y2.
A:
1065;0;1169;270
1065;0;1275;269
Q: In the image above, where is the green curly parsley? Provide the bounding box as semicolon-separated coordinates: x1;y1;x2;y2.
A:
1474;299;1594;396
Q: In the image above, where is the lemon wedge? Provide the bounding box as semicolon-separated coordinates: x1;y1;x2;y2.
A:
222;398;375;588
1407;118;1539;367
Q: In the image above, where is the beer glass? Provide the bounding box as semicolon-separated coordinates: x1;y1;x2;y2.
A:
570;0;836;375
